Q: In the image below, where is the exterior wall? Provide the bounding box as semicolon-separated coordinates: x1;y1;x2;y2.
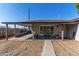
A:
75;24;79;41
33;23;77;39
35;24;40;34
53;25;61;36
33;24;62;37
32;24;39;34
66;24;77;39
63;24;66;38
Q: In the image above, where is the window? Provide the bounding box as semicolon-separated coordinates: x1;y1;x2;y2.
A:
40;26;53;34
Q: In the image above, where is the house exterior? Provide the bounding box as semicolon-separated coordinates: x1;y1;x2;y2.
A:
2;19;79;41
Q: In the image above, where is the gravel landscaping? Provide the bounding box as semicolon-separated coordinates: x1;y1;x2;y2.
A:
52;40;79;56
0;40;44;56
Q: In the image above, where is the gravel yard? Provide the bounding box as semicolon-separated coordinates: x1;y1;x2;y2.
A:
0;40;44;56
52;40;79;56
0;39;79;56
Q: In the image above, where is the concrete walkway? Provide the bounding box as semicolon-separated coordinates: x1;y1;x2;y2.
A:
15;34;33;40
41;40;56;56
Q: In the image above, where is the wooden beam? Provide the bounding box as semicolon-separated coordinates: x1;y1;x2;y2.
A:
61;24;64;40
5;24;8;40
61;30;64;40
14;24;16;38
32;24;35;39
28;26;30;30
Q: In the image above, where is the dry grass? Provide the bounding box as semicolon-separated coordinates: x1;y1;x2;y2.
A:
0;40;44;56
52;40;79;56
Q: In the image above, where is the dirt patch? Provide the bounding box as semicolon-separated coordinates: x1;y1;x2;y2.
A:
0;40;44;56
52;40;79;56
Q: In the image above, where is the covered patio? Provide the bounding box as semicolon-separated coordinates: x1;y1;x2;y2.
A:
2;20;78;40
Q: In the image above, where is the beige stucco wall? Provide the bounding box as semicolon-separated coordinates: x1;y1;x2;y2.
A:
75;24;79;41
24;23;76;39
53;25;61;36
66;24;77;39
33;24;62;37
32;23;78;39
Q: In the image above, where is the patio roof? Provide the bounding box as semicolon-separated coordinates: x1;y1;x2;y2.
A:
2;19;79;25
2;19;79;40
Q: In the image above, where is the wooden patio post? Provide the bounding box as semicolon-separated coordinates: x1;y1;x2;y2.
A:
32;24;35;39
5;24;8;40
61;24;64;40
14;24;16;38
